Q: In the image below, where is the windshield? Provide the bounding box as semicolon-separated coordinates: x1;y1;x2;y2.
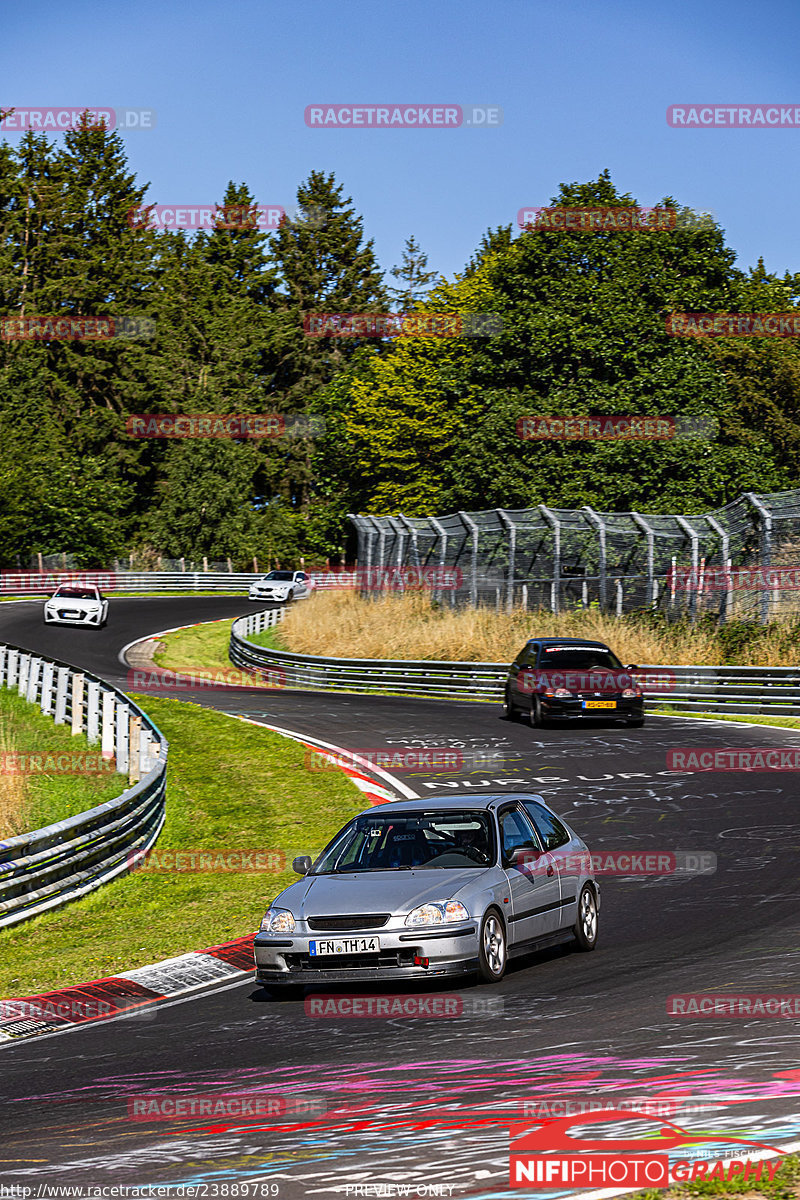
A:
264;571;294;581
538;646;623;670
53;587;99;600
311;811;496;874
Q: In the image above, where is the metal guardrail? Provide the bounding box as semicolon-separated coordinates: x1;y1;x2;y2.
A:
230;611;800;716
0;644;168;928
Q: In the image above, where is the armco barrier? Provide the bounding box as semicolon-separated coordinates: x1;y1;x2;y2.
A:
0;644;168;928
230;611;800;716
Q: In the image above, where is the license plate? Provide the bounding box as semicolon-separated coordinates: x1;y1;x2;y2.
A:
309;937;380;956
583;700;617;709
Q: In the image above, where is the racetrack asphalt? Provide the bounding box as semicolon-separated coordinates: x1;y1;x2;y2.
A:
1;597;800;1196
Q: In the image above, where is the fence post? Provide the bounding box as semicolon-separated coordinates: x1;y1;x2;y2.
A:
583;508;607;609
129;714;141;784
101;690;115;759
745;493;772;625
54;667;69;724
26;656;41;704
17;653;30;698
616;578;623;616
459;512;479;607
40;661;54;714
86;679;101;743
539;506;561;614
71;673;85;735
496;509;516;613
676;517;701;622
115;702;129;773
7;649;19;689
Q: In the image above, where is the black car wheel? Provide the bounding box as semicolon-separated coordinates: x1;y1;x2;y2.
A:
478;908;507;982
573;885;598;951
529;697;546;728
502;686;520;721
287;589;295;601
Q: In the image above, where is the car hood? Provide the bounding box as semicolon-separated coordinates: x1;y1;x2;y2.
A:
48;597;101;610
276;868;485;916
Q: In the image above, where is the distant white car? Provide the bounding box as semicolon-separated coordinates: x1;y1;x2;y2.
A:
43;585;108;628
248;571;312;602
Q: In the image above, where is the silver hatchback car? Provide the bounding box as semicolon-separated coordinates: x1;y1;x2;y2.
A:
254;793;599;993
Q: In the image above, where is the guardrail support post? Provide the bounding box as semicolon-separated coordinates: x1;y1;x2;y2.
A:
101;690;115;759
129;714;141;783
71;673;85;735
54;667;69;724
115;703;130;774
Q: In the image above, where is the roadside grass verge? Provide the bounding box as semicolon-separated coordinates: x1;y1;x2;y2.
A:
0;687;126;838
0;696;365;997
276;591;800;668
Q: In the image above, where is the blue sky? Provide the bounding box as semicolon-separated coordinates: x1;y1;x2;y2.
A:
3;0;799;285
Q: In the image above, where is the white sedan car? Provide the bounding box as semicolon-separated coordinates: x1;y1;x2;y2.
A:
248;571;312;602
43;585;109;628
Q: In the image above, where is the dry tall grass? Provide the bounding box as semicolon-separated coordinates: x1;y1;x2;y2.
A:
0;717;29;838
280;590;800;666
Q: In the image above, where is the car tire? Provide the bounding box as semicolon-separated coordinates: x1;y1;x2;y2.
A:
573;884;598;951
287;589;295;601
477;907;507;983
529;697;546;728
502;686;520;721
275;984;304;1001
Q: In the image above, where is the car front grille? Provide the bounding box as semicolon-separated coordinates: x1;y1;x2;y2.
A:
286;950;415;971
307;914;390;931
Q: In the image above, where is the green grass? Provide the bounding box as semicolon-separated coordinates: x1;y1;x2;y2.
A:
0;696;366;997
0;687;127;835
247;624;288;651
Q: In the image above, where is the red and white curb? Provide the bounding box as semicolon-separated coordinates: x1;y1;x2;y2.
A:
0;935;254;1043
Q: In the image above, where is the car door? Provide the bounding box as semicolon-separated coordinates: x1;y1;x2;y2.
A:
520;799;577;930
498;803;563;944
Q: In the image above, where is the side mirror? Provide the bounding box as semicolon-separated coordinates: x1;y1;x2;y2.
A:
625;664;639;672
292;855;312;875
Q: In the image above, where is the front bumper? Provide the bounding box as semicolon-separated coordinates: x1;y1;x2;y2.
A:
248;591;289;601
44;608;103;626
254;923;479;985
541;696;644;720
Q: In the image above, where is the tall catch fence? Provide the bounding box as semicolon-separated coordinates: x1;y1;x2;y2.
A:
349;489;800;624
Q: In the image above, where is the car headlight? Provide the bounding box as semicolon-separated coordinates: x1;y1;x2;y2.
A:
404;900;470;927
622;687;642;698
259;907;296;933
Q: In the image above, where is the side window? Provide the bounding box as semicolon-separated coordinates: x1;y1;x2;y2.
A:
522;801;570;851
499;808;540;867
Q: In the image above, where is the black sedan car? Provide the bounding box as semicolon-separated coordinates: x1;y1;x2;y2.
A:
503;637;645;728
